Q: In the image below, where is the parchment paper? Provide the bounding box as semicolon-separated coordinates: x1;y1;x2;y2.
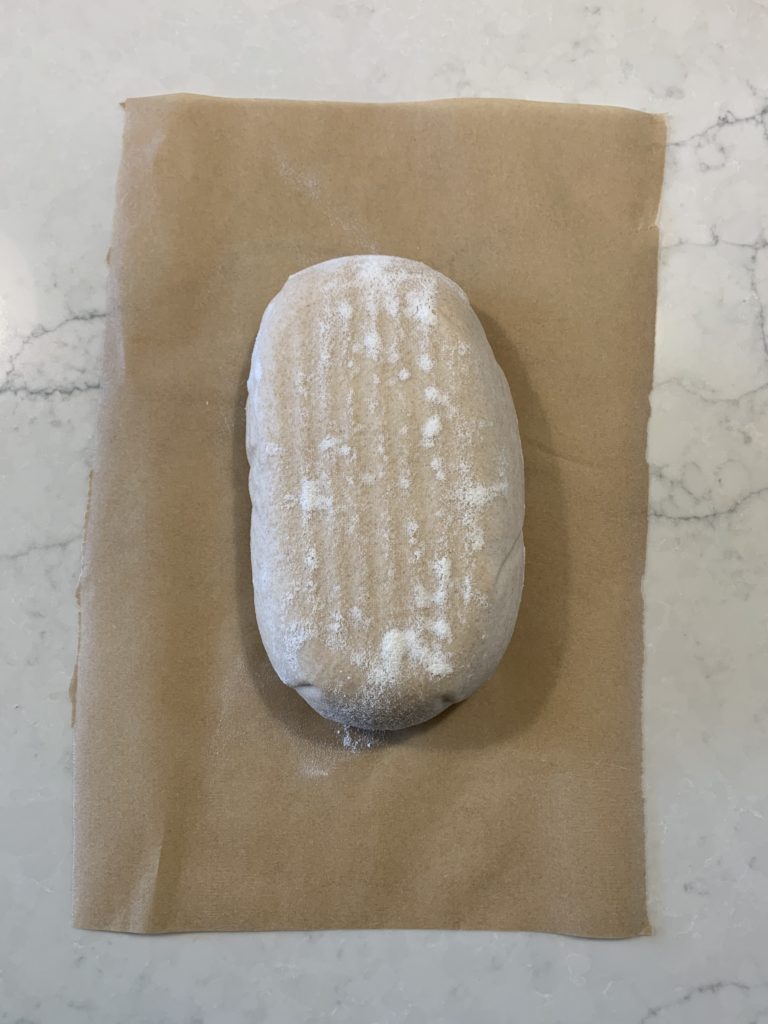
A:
73;94;665;936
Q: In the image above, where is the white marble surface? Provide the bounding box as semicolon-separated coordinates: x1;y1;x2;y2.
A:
2;0;767;1020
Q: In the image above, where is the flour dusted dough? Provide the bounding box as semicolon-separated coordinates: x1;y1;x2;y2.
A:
246;256;524;730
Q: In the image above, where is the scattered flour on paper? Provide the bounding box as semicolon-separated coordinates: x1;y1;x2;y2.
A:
337;725;384;752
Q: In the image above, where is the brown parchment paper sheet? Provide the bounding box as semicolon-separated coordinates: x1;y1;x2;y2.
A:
72;94;665;937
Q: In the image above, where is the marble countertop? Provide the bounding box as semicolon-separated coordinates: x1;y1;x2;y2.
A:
2;1;767;1020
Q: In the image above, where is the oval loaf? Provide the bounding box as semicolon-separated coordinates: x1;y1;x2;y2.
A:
246;255;524;730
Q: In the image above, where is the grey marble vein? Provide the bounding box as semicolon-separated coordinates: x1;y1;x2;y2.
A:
639;981;768;1024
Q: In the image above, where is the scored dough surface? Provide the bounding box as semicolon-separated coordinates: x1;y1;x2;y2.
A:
246;255;524;730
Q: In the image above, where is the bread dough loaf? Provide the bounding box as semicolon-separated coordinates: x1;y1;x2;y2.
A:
246;256;524;730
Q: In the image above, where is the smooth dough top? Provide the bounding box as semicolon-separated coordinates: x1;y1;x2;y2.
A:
246;255;524;730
